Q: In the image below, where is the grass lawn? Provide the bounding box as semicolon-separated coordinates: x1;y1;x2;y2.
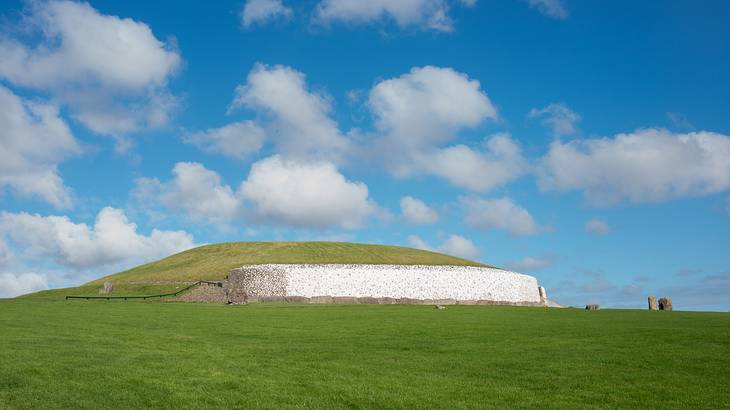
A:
0;299;728;409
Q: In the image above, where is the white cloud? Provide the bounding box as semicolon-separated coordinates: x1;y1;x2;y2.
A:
400;196;438;225
229;63;349;163
152;162;241;221
241;0;293;27
506;255;552;272
0;1;181;135
0;207;195;270
240;155;376;229
528;0;567;19
367;66;521;191
184;121;266;160
438;234;480;259
417;133;527;192
0;85;80;208
138;156;378;229
585;218;610;235
406;234;480;259
0;273;48;298
370;66;496;148
223;64;519;193
406;234;433;251
461;197;539;236
314;0;471;32
538;128;730;205
0;239;13;268
529;103;580;136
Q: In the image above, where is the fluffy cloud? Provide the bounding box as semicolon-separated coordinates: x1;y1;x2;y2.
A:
0;207;195;270
138;156;378;229
538;129;730;205
461;197;539;236
314;0;473;32
240;156;376;228
224;64;518;193
585;218;610;235
0;239;13;268
406;235;433;251
0;85;80;208
400;196;438;225
416;134;527;191
368;66;523;191
229;64;349;162
528;0;567;19
405;234;480;259
0;1;181;135
438;234;480;259
529;103;580;136
151;162;241;221
0;273;48;298
241;0;293;27
506;256;553;272
183;121;266;160
370;66;496;148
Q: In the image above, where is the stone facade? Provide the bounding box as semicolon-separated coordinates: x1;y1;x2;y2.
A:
175;282;228;303
223;264;543;305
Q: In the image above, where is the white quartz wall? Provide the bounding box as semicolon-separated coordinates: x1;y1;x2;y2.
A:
238;264;541;303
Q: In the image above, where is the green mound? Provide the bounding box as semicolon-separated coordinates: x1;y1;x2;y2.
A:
88;241;487;285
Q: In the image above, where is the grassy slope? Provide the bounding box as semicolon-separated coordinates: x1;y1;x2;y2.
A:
0;299;728;409
89;241;488;285
22;284;187;300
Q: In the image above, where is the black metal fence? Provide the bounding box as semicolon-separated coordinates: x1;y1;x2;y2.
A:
65;281;222;301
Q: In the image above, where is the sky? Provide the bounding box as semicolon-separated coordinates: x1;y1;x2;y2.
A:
0;0;729;310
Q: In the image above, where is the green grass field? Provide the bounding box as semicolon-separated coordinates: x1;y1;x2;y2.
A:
1;299;728;409
89;242;487;286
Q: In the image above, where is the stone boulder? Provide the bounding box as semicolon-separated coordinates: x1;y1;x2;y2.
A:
658;297;673;311
648;296;658;310
99;282;113;294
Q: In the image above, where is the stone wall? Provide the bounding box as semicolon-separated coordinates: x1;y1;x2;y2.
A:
226;264;542;305
175;282;228;303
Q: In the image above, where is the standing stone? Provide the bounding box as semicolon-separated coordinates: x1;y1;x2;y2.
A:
585;304;599;310
648;296;658;310
658;297;673;311
100;282;113;294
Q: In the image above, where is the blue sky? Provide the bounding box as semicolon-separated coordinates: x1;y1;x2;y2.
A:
0;0;729;310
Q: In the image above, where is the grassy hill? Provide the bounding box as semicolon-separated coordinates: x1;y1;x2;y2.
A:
89;241;488;285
